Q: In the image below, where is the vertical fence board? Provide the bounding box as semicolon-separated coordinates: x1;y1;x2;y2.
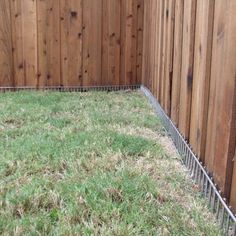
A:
170;0;183;127
120;0;134;85
155;0;161;97
157;0;164;102
37;0;61;87
211;0;236;197
102;0;109;85
178;0;196;139
60;0;83;87
189;0;214;160
0;0;13;87
153;0;159;97
131;0;138;85
230;149;236;210
141;0;148;86
160;0;168;108
37;0;47;87
136;0;144;85
164;0;175;115
102;0;121;86
11;0;24;87
149;0;156;95
205;0;236;198
146;0;151;89
22;0;37;86
82;0;102;86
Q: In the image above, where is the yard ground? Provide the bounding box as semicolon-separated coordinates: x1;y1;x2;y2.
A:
0;91;221;235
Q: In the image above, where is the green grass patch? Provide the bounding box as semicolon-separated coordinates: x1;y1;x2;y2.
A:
0;91;222;235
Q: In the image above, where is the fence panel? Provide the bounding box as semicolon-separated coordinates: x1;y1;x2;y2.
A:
142;0;236;211
0;0;143;88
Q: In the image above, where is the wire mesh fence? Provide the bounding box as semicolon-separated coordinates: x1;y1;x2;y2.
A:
141;85;236;236
0;85;141;93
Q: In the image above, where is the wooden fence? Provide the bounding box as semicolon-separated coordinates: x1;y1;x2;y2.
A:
142;0;236;210
1;0;236;211
0;0;143;87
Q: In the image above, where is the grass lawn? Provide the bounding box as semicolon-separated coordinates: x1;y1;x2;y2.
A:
0;91;221;235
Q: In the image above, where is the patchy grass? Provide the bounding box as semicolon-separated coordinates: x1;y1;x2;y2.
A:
0;91;221;235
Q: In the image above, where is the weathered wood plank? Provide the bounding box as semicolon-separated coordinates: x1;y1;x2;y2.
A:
136;0;144;85
149;0;156;95
145;0;151;89
120;0;134;85
0;0;13;86
164;0;175;116
131;0;138;85
102;0;121;86
141;0;148;86
170;0;184;127
60;0;83;87
82;0;102;86
189;0;214;160
153;0;159;98
37;0;61;87
178;0;197;139
205;0;236;197
160;0;168;108
10;0;24;87
21;0;37;87
157;0;164;102
230;149;236;211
